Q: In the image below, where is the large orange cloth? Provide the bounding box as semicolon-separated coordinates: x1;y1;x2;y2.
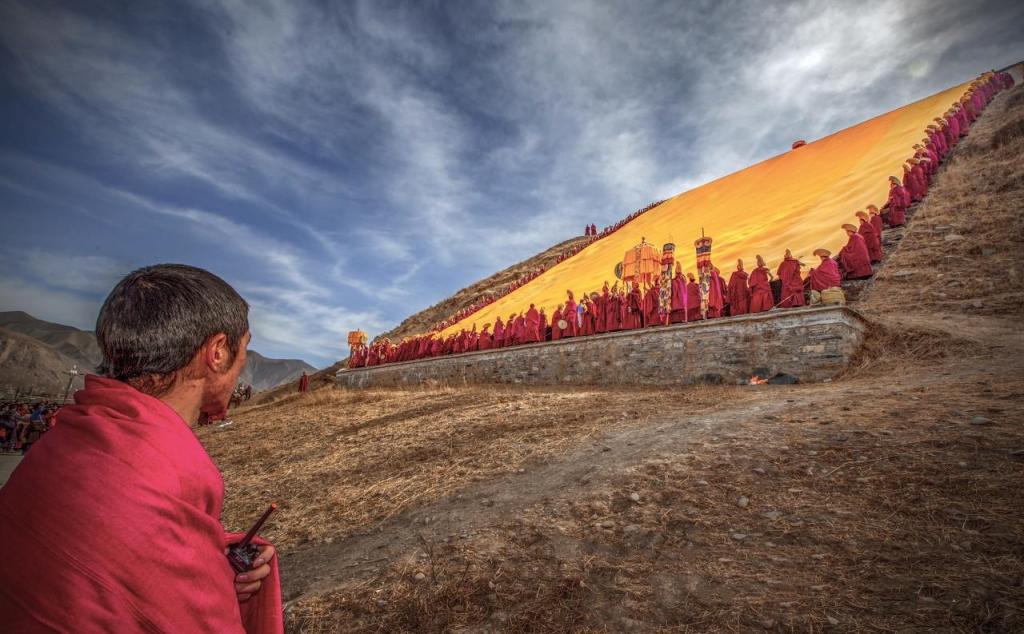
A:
0;376;283;633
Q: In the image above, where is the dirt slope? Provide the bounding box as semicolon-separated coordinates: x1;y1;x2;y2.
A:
198;84;1024;632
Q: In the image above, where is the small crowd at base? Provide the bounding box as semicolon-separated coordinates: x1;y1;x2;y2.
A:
348;70;1013;370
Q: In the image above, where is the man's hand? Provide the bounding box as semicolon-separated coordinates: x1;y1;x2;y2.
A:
234;544;275;603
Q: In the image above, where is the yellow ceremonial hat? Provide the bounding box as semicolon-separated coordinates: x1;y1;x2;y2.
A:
813;248;831;257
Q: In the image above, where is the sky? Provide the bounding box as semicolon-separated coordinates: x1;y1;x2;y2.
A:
1;0;1021;368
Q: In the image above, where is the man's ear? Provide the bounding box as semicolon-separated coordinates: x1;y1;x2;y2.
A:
202;333;231;373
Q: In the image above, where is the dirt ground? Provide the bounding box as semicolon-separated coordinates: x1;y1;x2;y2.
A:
198;85;1024;632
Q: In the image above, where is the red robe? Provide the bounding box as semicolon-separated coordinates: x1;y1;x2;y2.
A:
493;319;505;350
858;219;883;263
524;307;540;343
669;273;688;323
776;257;805;307
478;331;493;350
886;183;908;227
870;214;884;243
624;287;643;329
0;376;283;633
581;306;595;336
839;233;873;279
644;285;661;326
707;271;725;317
594;294;608;333
551;308;563;341
727;270;750;316
605;293;621;331
748;266;773;313
808;258;841;291
537;313;548;342
685;281;702;321
563;298;578;337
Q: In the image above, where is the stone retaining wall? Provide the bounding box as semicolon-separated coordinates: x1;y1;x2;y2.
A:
335;306;869;388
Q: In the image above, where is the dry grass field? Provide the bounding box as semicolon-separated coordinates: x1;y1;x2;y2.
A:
198;84;1024;632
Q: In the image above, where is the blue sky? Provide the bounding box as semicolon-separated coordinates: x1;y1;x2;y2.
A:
1;0;1021;367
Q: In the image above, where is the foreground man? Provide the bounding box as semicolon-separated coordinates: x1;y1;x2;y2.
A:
0;264;282;633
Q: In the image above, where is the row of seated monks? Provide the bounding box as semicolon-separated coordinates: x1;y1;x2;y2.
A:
350;70;1013;369
433;201;667;331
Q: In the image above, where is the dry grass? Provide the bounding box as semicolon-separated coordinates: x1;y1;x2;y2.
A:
202;384;735;549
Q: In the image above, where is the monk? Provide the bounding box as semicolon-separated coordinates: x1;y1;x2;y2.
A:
748;255;774;313
0;265;282;633
867;205;885;241
839;223;874;279
580;298;596;336
776;249;805;307
644;280;662;326
670;265;688;323
707;269;725;317
855;211;883;263
727;259;750;316
606;286;622;332
493;316;506;348
538;308;548;342
625;282;644;329
430;336;443;357
478;324;493;350
885;176;908;227
524;304;540;343
563;291;578;337
552;305;569;340
808;248;842;291
685;273;702;321
595;286;608;334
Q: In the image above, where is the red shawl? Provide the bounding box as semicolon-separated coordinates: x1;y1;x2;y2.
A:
0;375;283;633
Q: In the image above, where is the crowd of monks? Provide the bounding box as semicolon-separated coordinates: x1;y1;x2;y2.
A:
351;71;1013;370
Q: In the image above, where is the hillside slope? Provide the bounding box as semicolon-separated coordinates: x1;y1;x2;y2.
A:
199;83;1024;632
0;311;101;370
0;327;86;397
436;78;976;338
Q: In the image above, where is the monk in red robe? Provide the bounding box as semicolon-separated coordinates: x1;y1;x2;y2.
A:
538;308;548;342
839;223;874;279
644;281;662;326
685;273;702;321
551;305;563;340
0;265;282;633
867;205;885;241
670;265;688;323
775;249;805;307
605;285;621;331
595;285;609;333
727;259;750;316
563;291;578;337
524;304;540;343
624;283;644;329
808;248;842;291
885;176;908;227
492;316;506;348
478;325;493;350
748;255;774;313
707;269;725;317
855;211;883;263
581;297;596;335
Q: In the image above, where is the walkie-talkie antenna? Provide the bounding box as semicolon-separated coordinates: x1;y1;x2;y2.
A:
239;503;277;547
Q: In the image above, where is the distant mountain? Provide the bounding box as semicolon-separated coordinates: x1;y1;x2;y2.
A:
0;311;316;396
0;310;101;370
238;350;316;392
0;327;86;398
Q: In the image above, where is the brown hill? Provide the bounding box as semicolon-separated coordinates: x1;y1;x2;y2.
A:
0;327;86;398
201;83;1024;631
0;311;102;370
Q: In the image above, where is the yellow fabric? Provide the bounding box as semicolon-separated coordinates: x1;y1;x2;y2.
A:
436;79;971;338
